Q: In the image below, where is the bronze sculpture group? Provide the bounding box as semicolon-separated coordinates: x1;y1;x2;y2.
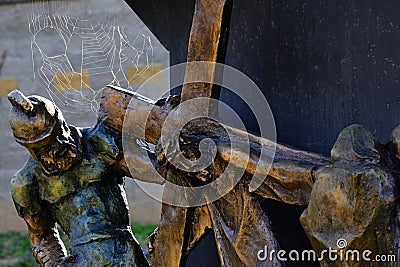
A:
6;0;400;266
8;87;400;267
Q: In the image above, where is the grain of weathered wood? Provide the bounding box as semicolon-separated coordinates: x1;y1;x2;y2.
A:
181;0;231;102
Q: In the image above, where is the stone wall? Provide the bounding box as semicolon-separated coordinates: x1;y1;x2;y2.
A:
0;0;168;231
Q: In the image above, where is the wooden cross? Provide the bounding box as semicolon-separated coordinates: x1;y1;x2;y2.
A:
99;0;327;265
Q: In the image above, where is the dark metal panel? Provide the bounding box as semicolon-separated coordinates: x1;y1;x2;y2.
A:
223;0;400;155
124;0;194;66
185;231;220;267
125;0;400;155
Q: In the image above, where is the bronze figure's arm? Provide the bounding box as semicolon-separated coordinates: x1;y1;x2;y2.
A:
154;118;329;205
11;159;70;267
24;211;70;267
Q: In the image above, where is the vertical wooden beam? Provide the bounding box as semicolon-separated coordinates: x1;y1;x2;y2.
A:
152;1;232;266
180;0;232;102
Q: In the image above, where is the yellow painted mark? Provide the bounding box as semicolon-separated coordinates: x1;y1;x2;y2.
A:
0;78;18;97
54;71;91;91
127;65;165;85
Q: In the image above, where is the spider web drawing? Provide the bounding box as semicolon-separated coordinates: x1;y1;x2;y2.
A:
28;0;154;124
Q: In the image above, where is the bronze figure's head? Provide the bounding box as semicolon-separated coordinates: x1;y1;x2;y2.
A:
8;90;80;174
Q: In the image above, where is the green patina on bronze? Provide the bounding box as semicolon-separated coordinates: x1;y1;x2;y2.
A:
8;90;149;267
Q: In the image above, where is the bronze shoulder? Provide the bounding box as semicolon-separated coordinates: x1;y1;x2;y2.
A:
10;157;42;216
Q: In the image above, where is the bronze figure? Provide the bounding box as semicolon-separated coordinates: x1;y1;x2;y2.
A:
8;90;149;267
301;124;400;266
99;86;330;266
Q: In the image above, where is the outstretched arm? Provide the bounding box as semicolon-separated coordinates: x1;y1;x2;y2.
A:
156;119;329;206
239;140;328;206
